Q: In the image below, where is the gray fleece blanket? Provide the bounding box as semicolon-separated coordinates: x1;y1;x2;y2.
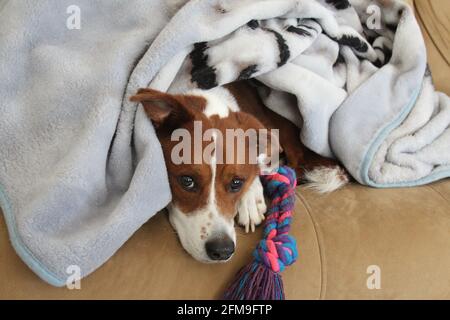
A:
1;0;449;286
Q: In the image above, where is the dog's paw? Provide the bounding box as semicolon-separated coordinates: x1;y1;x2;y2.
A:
237;178;267;233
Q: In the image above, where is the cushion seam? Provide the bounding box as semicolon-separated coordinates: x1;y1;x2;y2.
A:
295;190;327;300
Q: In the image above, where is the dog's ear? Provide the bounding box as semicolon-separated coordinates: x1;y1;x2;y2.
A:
130;88;195;128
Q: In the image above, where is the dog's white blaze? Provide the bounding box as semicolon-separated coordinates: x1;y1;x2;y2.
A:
209;132;217;206
207;131;219;217
207;132;236;238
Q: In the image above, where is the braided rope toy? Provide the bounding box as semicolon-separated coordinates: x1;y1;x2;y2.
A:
224;166;298;300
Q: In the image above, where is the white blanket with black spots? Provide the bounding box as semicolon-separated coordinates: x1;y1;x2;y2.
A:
155;0;450;187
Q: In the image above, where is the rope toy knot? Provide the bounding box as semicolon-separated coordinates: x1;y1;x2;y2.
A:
254;235;297;272
255;166;298;273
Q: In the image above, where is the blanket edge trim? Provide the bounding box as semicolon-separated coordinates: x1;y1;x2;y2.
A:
359;82;450;188
0;183;65;287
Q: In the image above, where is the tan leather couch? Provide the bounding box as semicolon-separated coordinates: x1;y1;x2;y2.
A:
1;0;449;300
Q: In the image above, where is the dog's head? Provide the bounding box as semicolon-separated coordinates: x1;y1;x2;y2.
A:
131;88;279;262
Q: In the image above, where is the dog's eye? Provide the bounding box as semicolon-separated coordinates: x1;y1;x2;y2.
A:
178;176;196;191
229;178;245;193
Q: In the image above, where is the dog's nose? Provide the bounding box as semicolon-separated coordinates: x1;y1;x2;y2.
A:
205;237;235;261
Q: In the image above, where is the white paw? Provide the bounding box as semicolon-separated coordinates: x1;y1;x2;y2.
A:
237;178;267;233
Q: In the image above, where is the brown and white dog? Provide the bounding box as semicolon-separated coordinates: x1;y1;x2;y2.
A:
131;81;348;263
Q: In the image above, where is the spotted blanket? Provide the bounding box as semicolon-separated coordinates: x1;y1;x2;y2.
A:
163;0;450;187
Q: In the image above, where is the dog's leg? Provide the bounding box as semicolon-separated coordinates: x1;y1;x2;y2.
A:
281;140;350;193
237;178;267;233
300;148;350;193
262;107;350;193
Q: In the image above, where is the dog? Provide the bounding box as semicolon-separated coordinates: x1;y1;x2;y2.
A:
130;80;348;263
